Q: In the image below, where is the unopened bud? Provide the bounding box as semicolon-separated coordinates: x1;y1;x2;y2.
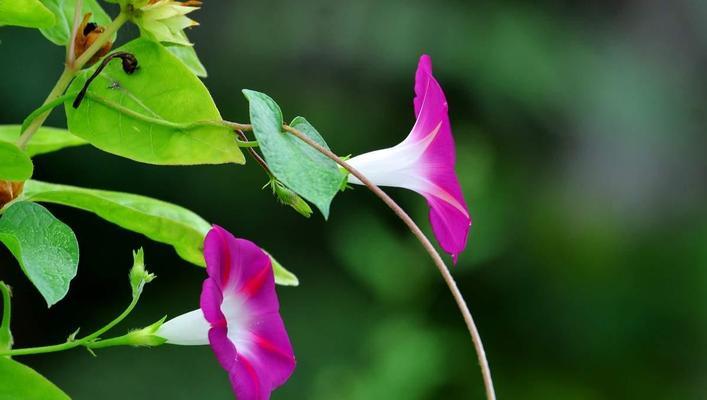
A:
270;180;312;218
126;316;168;347
129;248;155;296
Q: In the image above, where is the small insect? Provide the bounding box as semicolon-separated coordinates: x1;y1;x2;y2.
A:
73;52;139;108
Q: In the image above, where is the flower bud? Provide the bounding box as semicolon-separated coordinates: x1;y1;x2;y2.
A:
126;317;167;347
270;179;313;218
129;248;155;296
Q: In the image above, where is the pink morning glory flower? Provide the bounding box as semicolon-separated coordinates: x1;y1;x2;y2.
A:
347;55;471;262
157;225;296;399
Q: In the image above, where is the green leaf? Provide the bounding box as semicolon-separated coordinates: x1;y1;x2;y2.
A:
0;125;87;157
165;33;207;78
243;90;345;218
66;38;244;165
268;253;299;287
0;201;79;307
0;357;70;400
0;0;56;28
38;0;112;45
21;181;299;285
167;44;208;78
0;142;33;181
23;180;210;266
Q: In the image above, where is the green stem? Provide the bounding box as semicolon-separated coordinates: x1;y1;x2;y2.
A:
20;93;78;134
16;12;129;150
0;282;12;351
0;290;141;357
83;333;132;350
19;92;261;149
16;68;75;149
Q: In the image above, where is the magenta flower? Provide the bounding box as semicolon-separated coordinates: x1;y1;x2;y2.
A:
347;55;471;262
157;226;296;399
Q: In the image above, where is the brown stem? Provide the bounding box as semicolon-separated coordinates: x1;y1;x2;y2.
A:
234;129;272;176
282;125;496;400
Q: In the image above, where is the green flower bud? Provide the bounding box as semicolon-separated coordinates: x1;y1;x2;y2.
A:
270;179;313;218
129;248;155;296
126;316;168;347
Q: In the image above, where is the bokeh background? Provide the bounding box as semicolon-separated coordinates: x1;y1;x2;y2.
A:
1;0;706;398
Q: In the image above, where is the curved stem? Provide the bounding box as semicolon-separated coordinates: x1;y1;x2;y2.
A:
19;93;259;150
281;125;497;400
0;282;12;351
82;291;140;344
235;130;272;176
0;291;141;357
20;93;77;133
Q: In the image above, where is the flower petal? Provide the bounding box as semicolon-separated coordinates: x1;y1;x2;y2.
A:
200;277;226;325
414;54;433;117
425;192;470;263
208;325;238;372
239;312;296;388
204;225;280;315
412;66;471;262
225;312;295;400
406;60;448;147
228;353;267;400
157;308;210;345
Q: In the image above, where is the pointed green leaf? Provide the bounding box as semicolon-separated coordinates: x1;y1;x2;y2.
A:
165;35;207;77
0;201;79;307
0;142;33;181
22;180;299;285
38;0;111;45
66;38;244;165
0;357;70;400
23;180;210;266
243;90;344;218
0;0;55;28
0;125;87;157
268;253;299;287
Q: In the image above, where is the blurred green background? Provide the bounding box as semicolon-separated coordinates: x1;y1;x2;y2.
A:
1;0;706;398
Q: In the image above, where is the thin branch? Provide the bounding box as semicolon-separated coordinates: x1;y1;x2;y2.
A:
0;282;12;351
0;286;143;357
235;129;272;176
281;124;497;400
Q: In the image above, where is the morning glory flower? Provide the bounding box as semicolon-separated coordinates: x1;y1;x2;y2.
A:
347;55;471;262
157;225;296;399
